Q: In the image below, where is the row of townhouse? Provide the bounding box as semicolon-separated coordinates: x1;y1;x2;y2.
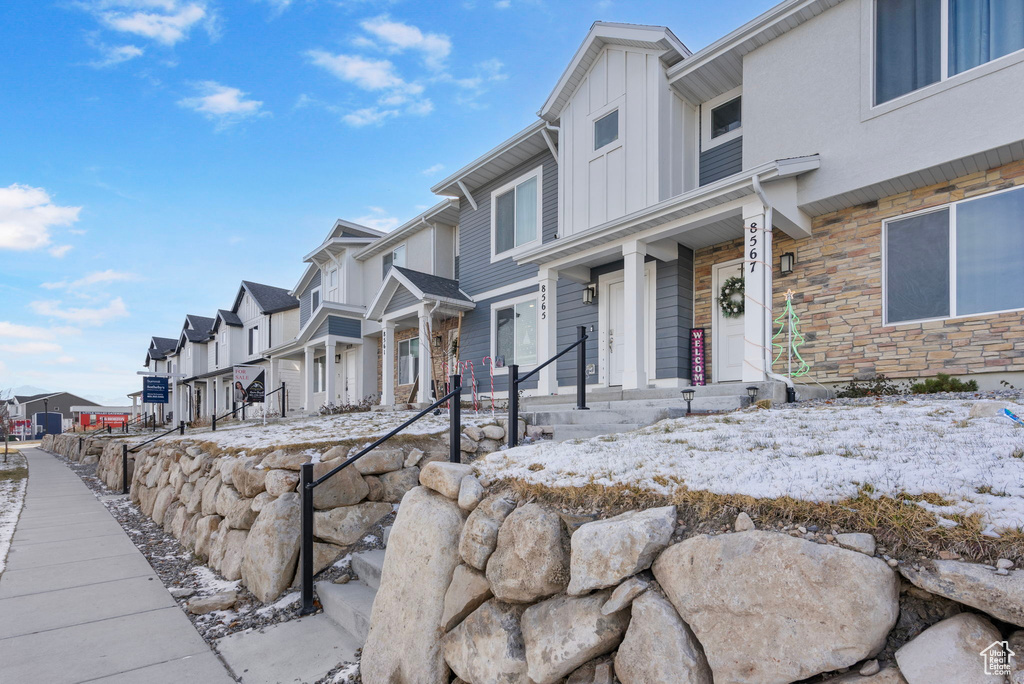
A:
141;0;1024;422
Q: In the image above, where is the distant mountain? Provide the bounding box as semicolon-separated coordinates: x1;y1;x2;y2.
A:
7;385;53;398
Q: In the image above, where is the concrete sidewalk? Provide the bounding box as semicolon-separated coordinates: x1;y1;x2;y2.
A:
0;448;236;684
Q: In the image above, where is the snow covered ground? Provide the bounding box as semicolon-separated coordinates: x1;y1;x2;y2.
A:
476;398;1024;535
0;452;28;575
149;409;496;454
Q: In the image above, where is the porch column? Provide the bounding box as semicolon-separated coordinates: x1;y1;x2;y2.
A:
382;321;396;405
304;346;315;412
325;341;337;406
131;395;138;418
742;202;771;382
537;268;559;395
213;376;222;417
417;305;432;404
622;240;648;390
205;379;214;416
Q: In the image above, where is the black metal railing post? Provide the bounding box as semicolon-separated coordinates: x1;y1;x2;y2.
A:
178;420;185;436
212;413;217;431
280;382;286;417
576;325;589;411
449;374;461;463
121;444;129;495
300;462;315;615
508;364;520;449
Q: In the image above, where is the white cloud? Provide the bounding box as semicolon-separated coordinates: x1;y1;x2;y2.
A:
307;51;408;91
178;81;267;127
342;107;397;127
0;342;63;355
360;16;451;70
49;244;73;258
55;356;78;364
494;0;511;8
91;0;213;46
41;269;139;290
91;43;144;67
0;322;74;341
421;163;444;176
29;297;129;326
0;184;81;252
353;206;400;231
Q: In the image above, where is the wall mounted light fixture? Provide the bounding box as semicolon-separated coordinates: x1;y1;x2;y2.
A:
780;252;795;276
582;284;596;305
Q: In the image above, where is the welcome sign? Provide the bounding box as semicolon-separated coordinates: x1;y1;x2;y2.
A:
233;365;266;403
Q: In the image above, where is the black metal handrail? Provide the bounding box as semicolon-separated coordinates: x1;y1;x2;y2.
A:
120;420;186;495
211;382;286;431
508;325;589;448
299;374;463;615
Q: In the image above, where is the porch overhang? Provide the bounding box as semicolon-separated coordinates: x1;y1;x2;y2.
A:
516;156;818;274
366;268;475;322
431;121;550;201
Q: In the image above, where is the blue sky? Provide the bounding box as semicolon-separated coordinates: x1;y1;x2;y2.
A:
0;0;775;405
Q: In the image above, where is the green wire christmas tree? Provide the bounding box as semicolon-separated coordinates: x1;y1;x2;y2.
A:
772;289;810;378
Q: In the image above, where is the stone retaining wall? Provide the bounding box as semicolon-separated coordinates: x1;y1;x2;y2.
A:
44;420;517;604
363;463;1024;684
41;433;111;466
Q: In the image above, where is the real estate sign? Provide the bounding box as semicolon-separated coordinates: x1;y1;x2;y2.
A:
142;376;169;404
233;365;265;403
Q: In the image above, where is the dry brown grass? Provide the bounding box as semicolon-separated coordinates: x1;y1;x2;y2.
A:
493;478;1024;564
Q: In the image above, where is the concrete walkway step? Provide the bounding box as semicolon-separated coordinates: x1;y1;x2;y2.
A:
351;550;386;591
317;579;376;643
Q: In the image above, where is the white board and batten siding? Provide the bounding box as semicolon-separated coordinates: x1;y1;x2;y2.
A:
561;46;693;237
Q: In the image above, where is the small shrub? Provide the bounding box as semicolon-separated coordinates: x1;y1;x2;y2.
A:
318;395;380;415
755;399;772;410
909;373;979;394
836;374;908;398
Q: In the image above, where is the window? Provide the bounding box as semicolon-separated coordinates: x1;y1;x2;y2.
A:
382;245;406;278
187;346;191;358
398;338;419;385
313;356;326;393
493;297;538;367
491;168;542;260
311;287;321;312
885;186;1024;323
875;0;1024;104
594;109;619;150
711;97;741;139
248;326;259;355
215;340;219;366
329;268;337;287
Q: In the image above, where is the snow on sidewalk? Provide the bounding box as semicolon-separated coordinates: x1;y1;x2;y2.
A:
475;399;1024;535
0;452;28;576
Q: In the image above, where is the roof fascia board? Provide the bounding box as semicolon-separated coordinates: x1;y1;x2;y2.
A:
354;199;460;261
430;121;547;197
366;270;426;320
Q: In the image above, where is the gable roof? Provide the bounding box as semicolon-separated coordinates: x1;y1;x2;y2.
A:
235;281;300;315
145;336;178;364
355;199;461;261
366;267;474;320
540;22;690;123
213;309;243;331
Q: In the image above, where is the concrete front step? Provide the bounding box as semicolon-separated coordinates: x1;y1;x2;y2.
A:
316;580;376;644
553;424;644;441
521;406;688;427
522;394;745;418
522;380;788;407
350;549;386;591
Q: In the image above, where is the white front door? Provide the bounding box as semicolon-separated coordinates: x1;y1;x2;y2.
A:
600;263;656;387
713;259;745;382
344;350;358;403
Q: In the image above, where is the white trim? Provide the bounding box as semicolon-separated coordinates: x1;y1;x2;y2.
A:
310;286;321;314
700;86;743;150
490;165;544;263
489;291;540;375
881;184;1024;326
863;0;1024;120
392;244;407;268
596;262;656;386
589;100;623;161
471;277;539;304
712;258;745;383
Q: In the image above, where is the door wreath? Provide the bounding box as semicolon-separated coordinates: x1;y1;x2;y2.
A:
717;276;745;318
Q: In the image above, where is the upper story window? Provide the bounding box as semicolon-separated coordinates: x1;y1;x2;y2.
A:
884;185;1024;324
248;326;259;355
875;0;1024;105
311;286;321;312
700;87;743;150
491;167;542;261
594;109;619;150
382;245;406;278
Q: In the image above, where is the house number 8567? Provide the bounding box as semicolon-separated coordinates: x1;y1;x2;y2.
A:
748;222;758;273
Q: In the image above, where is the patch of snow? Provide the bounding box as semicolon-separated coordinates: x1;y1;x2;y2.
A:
0;477;28;575
256;591;300;617
191;565;241;595
475;400;1024;533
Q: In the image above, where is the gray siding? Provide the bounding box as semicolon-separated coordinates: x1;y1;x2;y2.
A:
384;285;420;315
298;270;322;329
555;260;629;386
312;315;361;340
457;150;558;297
699;136;743;186
458;285;539;394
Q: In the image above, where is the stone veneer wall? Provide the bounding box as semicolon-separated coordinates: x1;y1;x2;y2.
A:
694;159;1024;383
362;461;1024;684
376;314;462;404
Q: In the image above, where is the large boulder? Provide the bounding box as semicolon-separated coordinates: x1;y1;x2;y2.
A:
352;447;405;475
653;531;899;684
216;485;258;530
567;506;675;595
420;461;474;499
265;469;299;497
901;561;1024;628
361;487;466;684
830;668;908;683
151;486;176;526
459;494;516;570
487;503;569;603
443;600;528;684
200;473;222;515
521;589;631;684
614;591;712;684
261;450;308;470
241;492;301;603
442;564;493;632
312;459;369;509
312;502;392;546
895;613;1003;684
220;529;248;581
380;467;420;503
194;515;222;559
